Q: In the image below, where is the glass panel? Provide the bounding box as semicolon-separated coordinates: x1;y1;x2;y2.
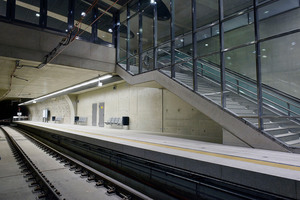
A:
259;0;300;38
174;0;192;37
261;33;300;99
128;55;139;75
197;54;221;105
224;15;254;48
142;5;153;52
128;0;138;18
175;34;192;62
223;0;252;17
174;60;193;89
197;32;219;57
15;0;40;25
97;12;113;43
142;50;154;72
47;0;68;32
74;0;93;41
128;14;139;56
225;45;257;108
157;0;170;45
157;44;171;68
196;0;218;28
120;8;127;23
0;0;6;16
119;22;127;62
196;28;211;41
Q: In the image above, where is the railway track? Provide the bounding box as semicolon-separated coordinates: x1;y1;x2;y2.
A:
0;126;151;200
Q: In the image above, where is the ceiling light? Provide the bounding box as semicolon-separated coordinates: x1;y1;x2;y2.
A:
108;28;113;33
18;75;113;106
36;13;40;17
81;12;86;17
264;11;269;14
205;44;208;47
180;39;184;42
150;0;156;4
65;29;68;32
98;81;103;87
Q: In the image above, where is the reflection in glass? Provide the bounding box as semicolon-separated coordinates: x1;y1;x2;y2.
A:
128;55;139;75
223;0;252;17
261;33;300;99
224;16;254;48
196;0;218;28
157;0;170;45
174;0;192;37
259;0;300;38
47;0;68;32
128;14;139;56
15;0;40;24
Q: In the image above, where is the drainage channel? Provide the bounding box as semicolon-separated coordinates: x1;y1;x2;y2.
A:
0;126;151;200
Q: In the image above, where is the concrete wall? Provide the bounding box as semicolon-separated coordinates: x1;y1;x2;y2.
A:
27;95;74;124
76;82;222;142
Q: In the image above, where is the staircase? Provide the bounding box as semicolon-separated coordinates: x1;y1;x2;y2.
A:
158;47;300;148
118;46;300;151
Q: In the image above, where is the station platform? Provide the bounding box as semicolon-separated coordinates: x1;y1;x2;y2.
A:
15;121;300;199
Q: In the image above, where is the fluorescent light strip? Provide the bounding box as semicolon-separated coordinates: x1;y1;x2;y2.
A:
19;75;112;106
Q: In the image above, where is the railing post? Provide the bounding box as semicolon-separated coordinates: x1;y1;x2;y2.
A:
192;0;198;92
253;0;264;130
153;1;158;70
237;80;240;94
218;0;226;108
287;103;291;116
170;0;175;78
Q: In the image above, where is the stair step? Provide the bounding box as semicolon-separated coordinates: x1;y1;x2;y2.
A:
275;132;300;142
286;138;300;145
265;126;300;135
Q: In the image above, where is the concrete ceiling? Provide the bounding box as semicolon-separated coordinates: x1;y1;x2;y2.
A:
0;56;106;101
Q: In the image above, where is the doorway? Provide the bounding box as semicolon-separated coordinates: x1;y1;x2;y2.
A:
99;102;105;127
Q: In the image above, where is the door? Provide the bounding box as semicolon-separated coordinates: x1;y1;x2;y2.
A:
92;103;97;126
98;102;105;127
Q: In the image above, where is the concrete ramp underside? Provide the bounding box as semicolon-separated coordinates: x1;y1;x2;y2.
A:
116;66;289;152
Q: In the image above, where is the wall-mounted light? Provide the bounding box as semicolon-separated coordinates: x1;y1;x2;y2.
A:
18;74;112;106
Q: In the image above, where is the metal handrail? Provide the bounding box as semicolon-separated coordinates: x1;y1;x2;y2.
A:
176;49;300;112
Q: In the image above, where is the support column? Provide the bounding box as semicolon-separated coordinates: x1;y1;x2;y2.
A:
253;0;264;130
126;5;130;71
192;0;198;92
153;1;158;70
170;0;175;78
138;0;143;74
218;0;226;108
91;7;98;43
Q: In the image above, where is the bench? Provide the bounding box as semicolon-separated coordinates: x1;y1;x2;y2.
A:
105;117;122;126
53;116;63;123
52;116;63;123
75;116;88;125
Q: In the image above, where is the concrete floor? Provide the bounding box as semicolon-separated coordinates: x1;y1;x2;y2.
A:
15;121;300;199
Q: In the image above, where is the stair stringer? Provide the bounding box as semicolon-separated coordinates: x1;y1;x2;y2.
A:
116;66;289;152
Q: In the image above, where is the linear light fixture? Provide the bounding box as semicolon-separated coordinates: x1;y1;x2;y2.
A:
18;74;112;106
